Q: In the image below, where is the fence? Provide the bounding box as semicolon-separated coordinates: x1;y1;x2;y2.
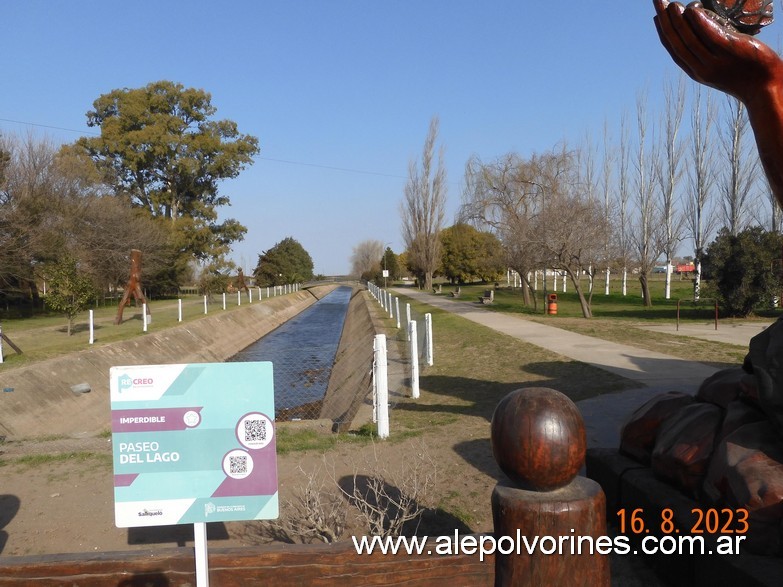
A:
366;282;434;438
241;283;428;433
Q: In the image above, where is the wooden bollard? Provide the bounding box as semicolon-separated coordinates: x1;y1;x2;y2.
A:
490;387;609;586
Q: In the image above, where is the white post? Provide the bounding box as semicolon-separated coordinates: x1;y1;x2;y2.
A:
258;286;262;300
425;313;433;367
0;324;4;363
267;287;270;299
194;521;210;587
237;290;241;306
534;270;538;290
204;295;208;314
395;297;400;329
388;294;393;318
178;298;183;322
562;272;567;293
89;310;94;344
554;271;558;290
409;321;420;399
142;303;148;332
222;293;226;310
249;289;253;303
406;303;411;340
605;268;610;296
373;334;389;439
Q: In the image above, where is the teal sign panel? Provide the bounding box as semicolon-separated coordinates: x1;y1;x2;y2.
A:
110;362;278;527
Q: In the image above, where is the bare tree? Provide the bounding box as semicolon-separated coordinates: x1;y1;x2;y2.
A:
616;111;633;296
350;239;384;280
718;97;758;235
532;151;609;318
577;133;598;295
460;153;540;307
632;92;663;307
400;117;447;291
0;133;69;304
657;77;686;300
685;84;718;301
599;120;616;296
463;146;606;318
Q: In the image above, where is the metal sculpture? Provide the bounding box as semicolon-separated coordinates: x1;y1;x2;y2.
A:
115;249;150;325
235;267;250;293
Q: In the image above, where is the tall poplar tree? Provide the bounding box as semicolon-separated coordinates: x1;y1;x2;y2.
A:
401;117;447;291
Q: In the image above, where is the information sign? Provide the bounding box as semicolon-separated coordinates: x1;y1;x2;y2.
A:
110;362;278;527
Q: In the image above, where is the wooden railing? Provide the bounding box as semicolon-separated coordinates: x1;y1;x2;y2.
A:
0;539;493;586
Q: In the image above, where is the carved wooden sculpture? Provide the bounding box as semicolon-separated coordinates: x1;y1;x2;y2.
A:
114;249;150;325
612;1;783;558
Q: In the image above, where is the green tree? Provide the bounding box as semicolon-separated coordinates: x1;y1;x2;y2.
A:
440;223;504;284
197;261;233;297
45;257;97;335
75;80;259;263
382;247;400;281
254;237;314;286
703;226;783;317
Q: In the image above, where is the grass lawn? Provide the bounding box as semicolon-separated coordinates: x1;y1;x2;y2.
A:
0;293;257;369
417;275;774;369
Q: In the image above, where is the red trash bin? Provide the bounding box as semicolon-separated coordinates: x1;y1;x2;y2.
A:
546;293;558;315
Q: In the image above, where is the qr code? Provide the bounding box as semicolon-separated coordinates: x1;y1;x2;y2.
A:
229;455;248;475
244;418;267;442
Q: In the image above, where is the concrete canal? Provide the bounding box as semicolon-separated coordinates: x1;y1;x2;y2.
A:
229;285;353;420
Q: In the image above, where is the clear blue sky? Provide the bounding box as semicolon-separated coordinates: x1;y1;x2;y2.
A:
3;1;778;275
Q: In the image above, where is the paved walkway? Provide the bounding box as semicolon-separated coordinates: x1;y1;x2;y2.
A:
392;288;759;449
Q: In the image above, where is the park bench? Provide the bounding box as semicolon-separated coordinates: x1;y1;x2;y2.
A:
479;289;494;304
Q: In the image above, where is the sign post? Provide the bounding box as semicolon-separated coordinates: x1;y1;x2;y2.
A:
110;362;278;586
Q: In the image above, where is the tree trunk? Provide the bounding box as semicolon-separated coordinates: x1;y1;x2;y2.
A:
694;261;702;302
639;273;652;307
519;273;536;311
664;258;672;299
424;271;434;292
566;269;592;318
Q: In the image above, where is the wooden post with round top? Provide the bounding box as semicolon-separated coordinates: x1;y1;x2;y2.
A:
490;387;609;586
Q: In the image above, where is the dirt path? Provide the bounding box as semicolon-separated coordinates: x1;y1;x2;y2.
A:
0;416;498;557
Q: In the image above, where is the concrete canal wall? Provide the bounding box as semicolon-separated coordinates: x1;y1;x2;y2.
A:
0;285;338;439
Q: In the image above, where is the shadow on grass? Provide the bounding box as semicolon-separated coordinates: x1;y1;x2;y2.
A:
56;322;105;334
396;368;632;423
337;474;473;537
453;438;504;484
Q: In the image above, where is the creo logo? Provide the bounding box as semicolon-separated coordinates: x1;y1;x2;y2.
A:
118;374;133;393
117;374;153;393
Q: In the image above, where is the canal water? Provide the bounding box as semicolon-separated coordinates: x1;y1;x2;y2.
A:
228;285;352;419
